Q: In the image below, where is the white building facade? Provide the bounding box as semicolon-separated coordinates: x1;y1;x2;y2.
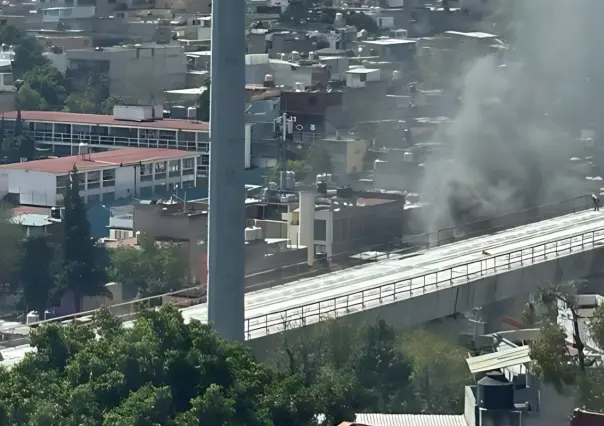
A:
0;148;198;207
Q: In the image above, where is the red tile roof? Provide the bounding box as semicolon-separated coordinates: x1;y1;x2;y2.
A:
11;205;51;216
3;111;209;132
0;148;197;174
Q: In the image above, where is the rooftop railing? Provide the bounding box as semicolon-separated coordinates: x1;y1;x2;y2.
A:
244;226;604;339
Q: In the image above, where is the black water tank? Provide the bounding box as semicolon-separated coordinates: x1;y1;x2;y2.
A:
317;181;327;194
477;375;514;410
337;186;353;198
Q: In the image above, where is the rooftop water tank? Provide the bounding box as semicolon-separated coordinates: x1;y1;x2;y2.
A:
317;181;328;194
26;311;39;325
294;81;305;92
403;151;413;162
477;374;514;410
290;50;301;62
392;70;402;80
286;170;296;190
264;73;275;87
280;52;287;61
245;227;257;242
334;12;345;27
279;170;288;189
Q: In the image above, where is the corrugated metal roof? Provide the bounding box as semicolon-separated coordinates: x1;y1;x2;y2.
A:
466;346;531;374
354;414;467;426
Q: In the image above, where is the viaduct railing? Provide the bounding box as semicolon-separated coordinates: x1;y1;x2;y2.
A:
1;194;594;339
244;226;604;339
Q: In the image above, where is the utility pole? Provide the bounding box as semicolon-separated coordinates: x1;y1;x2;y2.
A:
273;113;295;169
207;0;246;341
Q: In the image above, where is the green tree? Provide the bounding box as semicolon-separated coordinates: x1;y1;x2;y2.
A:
529;281;604;410
18;235;58;317
21;64;67;109
278;319;412;415
107;233;189;297
64;73;113;114
15;84;47;111
63;92;98;114
400;329;472;414
0;25;47;76
530;322;576;393
196;79;210;121
346;11;379;34
0;207;23;287
62;166;109;312
587;301;604;350
0;305;326;425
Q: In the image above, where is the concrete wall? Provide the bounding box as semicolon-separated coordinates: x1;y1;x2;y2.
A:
3;169;57;207
251;219;288;239
246;246;604;361
133;204;208;242
66;44;186;103
245;242;306;275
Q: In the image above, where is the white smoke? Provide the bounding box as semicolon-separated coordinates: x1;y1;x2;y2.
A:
418;0;604;229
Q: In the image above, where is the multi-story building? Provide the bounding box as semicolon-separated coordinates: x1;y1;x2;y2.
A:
3;108;210;174
62;43;187;103
0;147;199;207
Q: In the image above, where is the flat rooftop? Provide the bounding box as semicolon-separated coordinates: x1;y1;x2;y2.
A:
445;31;497;39
3;111;209;132
346;67;380;74
0;148;196;174
364;38;417;46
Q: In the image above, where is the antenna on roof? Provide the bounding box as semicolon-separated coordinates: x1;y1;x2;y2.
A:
78;142;91;161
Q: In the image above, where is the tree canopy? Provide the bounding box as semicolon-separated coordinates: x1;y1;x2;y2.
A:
107;233;190;297
277;319;471;417
0;305;322;425
62;166;109;312
529;282;604;409
0;25;47;76
0;308;474;425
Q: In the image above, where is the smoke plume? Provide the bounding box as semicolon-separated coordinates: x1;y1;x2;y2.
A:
419;0;604;230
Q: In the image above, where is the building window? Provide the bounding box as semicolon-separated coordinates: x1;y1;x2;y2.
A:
155;161;166;173
140;163;152;176
183;158;194;169
314;219;327;241
87;171;100;187
103;169;115;181
103;169;115;187
169;160;181;177
315;244;327;254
